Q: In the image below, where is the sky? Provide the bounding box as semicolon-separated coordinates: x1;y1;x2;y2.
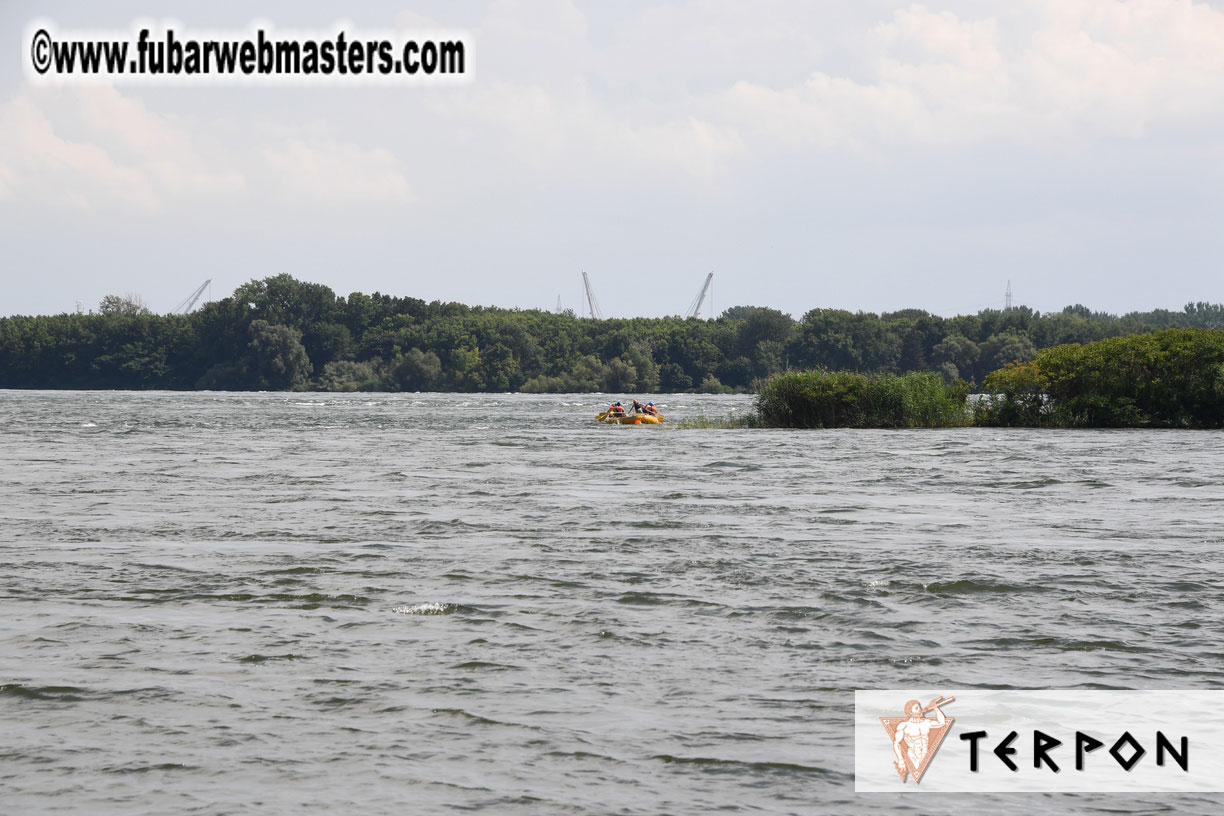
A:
1;0;1222;319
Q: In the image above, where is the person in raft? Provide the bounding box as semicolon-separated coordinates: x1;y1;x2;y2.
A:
608;401;626;417
642;402;659;416
630;399;647;414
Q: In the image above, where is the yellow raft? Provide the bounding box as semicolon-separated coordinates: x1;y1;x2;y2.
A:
596;412;663;425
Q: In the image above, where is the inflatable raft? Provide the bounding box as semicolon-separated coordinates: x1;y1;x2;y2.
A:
597;412;663;425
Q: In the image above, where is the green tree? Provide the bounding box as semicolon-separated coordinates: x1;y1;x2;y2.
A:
977;329;1224;428
447;346;484;390
319;359;382;391
980;330;1037;374
932;334;981;382
791;309;901;373
234;274;340;330
304;322;355;367
98;293;151;316
246;320;313;390
390;348;442;391
603;357;638;392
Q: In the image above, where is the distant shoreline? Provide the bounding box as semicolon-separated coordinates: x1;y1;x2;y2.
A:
3;274;1221;398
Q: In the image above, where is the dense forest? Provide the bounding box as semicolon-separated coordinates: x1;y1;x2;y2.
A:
2;274;1222;392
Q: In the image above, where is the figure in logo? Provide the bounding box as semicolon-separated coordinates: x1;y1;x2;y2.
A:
879;695;954;783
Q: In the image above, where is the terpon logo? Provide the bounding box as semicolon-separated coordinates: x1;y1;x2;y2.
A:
878;695;955;783
854;690;1217;793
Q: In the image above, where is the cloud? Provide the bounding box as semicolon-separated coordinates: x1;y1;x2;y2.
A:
0;86;243;210
73;85;243;196
719;0;1224;152
262;139;411;203
627;116;742;179
413;0;1223;189
0;161;15;199
401;0;743;189
1025;0;1224;123
426;79;742;188
480;0;591;84
0;94;159;209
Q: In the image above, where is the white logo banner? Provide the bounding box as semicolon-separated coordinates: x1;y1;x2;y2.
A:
855;690;1224;792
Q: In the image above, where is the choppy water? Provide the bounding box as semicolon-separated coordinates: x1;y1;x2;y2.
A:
2;390;1223;814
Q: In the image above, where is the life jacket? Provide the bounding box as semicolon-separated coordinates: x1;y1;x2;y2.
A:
644;405;658;415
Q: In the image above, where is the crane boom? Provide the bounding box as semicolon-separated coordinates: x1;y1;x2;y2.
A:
687;272;713;319
582;271;603;320
175;279;211;314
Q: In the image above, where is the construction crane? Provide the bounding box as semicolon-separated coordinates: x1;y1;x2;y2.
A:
174;279;211;314
582;271;603;320
687;272;713;319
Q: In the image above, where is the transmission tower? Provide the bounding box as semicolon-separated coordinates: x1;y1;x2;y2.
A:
1005;280;1013;310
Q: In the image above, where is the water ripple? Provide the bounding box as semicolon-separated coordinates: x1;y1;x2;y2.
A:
2;391;1222;814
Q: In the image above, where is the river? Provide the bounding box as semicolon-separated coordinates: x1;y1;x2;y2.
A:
2;390;1222;814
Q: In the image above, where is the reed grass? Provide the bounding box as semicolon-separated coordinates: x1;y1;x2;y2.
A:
753;370;972;429
672;413;761;429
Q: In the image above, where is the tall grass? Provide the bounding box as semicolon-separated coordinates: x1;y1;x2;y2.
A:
672;413;761;429
754;371;972;429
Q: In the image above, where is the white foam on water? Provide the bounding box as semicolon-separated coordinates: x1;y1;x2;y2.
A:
392;602;453;615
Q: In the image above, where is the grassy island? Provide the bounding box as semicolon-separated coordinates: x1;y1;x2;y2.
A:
753;371;971;429
740;329;1224;430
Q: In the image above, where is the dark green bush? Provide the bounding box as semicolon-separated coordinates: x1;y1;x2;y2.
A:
975;328;1224;428
754;370;971;428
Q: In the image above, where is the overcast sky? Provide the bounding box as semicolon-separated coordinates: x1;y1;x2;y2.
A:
2;0;1222;319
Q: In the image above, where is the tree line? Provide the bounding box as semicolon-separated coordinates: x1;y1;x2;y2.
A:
1;274;1222;392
